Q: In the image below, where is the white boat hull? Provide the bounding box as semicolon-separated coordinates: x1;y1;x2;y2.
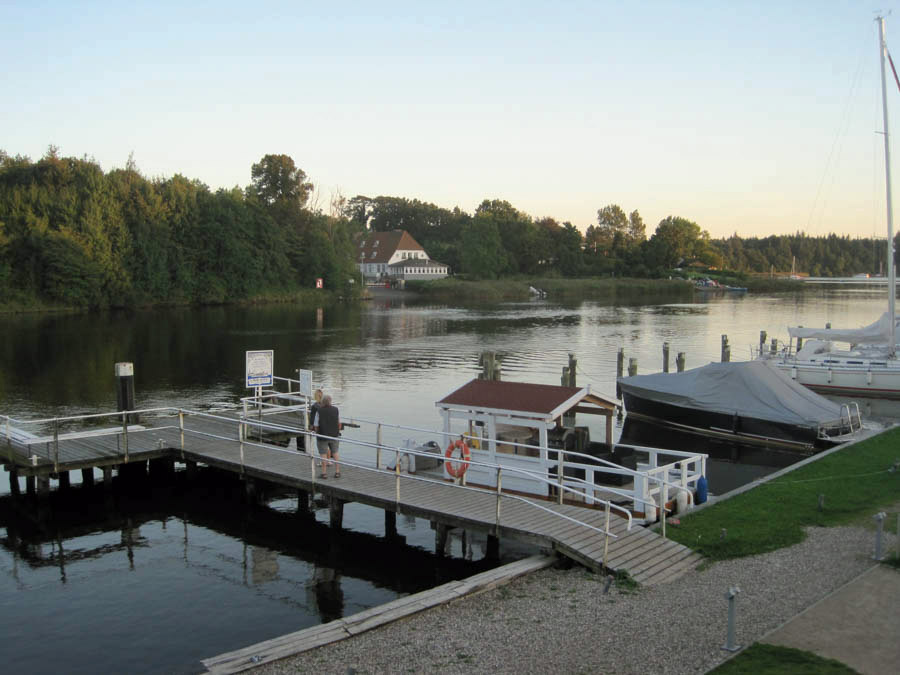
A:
772;359;900;399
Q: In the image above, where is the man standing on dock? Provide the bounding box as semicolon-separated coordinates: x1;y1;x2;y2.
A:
313;395;342;478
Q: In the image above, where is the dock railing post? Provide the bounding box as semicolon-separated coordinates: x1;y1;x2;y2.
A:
602;501;611;570
376;424;382;469
395;452;401;504
122;411;129;463
53;417;59;472
661;481;667;538
495;467;502;534
557;447;565;504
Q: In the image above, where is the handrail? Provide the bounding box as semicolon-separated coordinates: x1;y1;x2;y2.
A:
183;417;630;535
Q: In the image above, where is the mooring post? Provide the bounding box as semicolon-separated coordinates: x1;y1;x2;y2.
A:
721;335;730;362
759;330;767;354
616;348;625;379
797;327;803;352
58;471;70;490
770;337;777;354
9;468;20;496
81;468;94;487
103;466;113;487
115;362;138;424
627;358;638;377
37;475;50;497
25;475;35;495
722;586;741;652
676;352;686;372
662;342;670;373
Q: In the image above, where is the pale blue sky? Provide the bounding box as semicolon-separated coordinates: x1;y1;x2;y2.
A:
3;1;899;238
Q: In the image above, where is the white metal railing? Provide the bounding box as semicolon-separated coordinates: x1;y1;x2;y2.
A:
237;386;706;527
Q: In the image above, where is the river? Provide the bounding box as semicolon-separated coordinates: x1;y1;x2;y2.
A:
0;287;896;672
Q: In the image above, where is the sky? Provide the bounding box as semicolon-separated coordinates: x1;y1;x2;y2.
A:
4;0;900;239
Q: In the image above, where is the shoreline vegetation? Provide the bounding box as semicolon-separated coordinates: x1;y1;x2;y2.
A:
0;276;805;314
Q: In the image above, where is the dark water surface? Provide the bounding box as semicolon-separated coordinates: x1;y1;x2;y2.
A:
2;288;898;672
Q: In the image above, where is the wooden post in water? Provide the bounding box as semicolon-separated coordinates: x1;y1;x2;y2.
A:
103;466;113;487
616;348;625;379
435;522;450;556
385;510;397;538
81;468;94;487
797;327;803;352
628;358;638;376
662;342;670;373
562;353;577;426
297;489;311;515
479;351;502;381
721;335;730;362
676;352;686;372
770;337;778;354
329;498;345;529
8;468;19;496
486;534;500;561
759;330;767;354
58;471;70;490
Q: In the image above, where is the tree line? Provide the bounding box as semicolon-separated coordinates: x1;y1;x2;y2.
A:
0;149;889;308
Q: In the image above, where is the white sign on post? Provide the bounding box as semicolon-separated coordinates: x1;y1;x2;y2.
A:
297;369;313;398
246;350;274;388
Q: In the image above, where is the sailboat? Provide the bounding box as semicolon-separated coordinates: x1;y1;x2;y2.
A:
769;16;900;398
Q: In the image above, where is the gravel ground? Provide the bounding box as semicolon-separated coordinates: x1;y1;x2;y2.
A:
253;524;893;675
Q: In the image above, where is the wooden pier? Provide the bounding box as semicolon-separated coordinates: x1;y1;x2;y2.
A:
3;409;701;586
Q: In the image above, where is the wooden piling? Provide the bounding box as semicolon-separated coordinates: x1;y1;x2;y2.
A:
9;468;20;496
759;330;767;353
435;523;450;556
103;466;113;487
627;358;638;377
676;352;686;372
297;489;311;514
25;475;35;495
797;327;803;352
81;468;95;487
329;498;345;529
58;471;70;490
616;348;624;379
37;475;50;496
563;354;577;425
479;351;502;381
721;335;730;362
385;510;397;538
662;342;670;373
486;534;500;561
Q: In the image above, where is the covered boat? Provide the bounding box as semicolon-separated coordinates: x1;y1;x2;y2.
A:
617;360;862;450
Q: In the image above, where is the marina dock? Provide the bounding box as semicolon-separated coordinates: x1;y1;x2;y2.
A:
2;402;702;586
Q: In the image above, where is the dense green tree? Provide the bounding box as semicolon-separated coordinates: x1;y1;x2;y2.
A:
249;154;313;207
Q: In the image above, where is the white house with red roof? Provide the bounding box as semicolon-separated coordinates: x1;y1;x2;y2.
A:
357;230;450;282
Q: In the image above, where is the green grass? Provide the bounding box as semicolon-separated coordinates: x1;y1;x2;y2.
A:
709;644;859;674
666;428;900;560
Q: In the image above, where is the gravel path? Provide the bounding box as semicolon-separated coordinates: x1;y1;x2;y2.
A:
253;524;892;674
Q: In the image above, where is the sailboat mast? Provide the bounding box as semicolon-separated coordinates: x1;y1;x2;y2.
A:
878;16;897;356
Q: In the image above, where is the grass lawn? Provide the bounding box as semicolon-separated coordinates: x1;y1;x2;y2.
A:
709;644;859;674
666;427;900;560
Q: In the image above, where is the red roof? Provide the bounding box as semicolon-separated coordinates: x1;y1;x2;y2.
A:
358;230;425;264
436;379;586;417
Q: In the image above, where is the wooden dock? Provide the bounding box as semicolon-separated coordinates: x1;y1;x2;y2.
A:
2;410;702;586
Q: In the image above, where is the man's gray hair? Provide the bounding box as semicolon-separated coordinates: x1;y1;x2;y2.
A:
322;394;333;406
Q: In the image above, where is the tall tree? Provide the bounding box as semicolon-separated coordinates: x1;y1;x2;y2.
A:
249;154;313;207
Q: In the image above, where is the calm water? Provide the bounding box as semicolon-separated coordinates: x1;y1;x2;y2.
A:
1;287;898;672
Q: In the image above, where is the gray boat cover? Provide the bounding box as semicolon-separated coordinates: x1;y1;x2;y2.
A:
617;360;845;430
788;312;899;345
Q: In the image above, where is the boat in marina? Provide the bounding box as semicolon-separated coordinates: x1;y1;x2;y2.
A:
767;16;900;398
617;360;862;451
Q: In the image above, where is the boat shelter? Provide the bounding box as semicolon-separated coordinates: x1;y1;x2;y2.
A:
436;379;617;453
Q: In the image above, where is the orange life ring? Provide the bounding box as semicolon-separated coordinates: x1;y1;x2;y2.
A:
444;439;471;478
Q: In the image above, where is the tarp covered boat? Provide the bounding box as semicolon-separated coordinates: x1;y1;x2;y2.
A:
617;360;861;449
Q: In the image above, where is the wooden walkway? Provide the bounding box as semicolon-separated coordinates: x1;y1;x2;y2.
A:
2;412;702;586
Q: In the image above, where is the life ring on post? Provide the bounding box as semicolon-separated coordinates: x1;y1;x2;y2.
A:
445;439;471;478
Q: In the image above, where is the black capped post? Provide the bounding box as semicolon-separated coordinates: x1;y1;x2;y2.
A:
115;362;139;424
